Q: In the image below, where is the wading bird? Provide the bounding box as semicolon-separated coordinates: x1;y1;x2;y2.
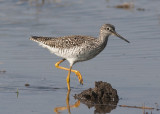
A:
30;24;130;90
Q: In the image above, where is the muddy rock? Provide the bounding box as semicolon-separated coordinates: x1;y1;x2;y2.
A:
74;81;119;113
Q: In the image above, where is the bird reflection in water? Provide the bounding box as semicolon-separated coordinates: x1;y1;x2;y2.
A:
54;90;80;114
54;90;118;114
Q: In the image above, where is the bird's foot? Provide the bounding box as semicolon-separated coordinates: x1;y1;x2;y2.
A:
75;71;83;85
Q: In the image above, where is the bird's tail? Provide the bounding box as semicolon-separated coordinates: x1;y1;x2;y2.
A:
30;36;43;42
30;36;53;43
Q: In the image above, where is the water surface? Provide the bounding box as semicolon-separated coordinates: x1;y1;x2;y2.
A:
0;0;160;114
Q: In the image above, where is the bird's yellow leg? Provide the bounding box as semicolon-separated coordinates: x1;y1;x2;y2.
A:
55;59;83;85
66;66;72;91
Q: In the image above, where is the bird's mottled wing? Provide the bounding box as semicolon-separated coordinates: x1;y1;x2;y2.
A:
30;35;96;48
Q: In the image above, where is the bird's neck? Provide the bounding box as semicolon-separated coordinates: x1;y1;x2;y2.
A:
98;32;109;45
96;32;109;51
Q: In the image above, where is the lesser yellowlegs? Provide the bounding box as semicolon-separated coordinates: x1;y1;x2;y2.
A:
30;24;130;90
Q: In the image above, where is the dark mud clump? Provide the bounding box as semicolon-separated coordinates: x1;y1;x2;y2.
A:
74;81;119;113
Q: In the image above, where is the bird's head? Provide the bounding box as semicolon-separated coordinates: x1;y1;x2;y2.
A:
100;24;130;43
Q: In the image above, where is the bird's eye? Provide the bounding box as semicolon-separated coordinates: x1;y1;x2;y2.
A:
106;27;110;30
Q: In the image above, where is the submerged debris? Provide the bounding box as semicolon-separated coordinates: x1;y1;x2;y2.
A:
25;83;30;87
74;81;119;113
115;2;134;9
16;88;19;98
115;2;145;11
0;70;6;74
136;8;145;11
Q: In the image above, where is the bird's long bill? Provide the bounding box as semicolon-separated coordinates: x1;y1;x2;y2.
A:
112;31;130;43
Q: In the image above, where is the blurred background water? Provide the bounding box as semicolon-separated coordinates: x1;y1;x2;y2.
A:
0;0;160;114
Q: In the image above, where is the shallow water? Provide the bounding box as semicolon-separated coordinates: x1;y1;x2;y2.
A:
0;0;160;114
